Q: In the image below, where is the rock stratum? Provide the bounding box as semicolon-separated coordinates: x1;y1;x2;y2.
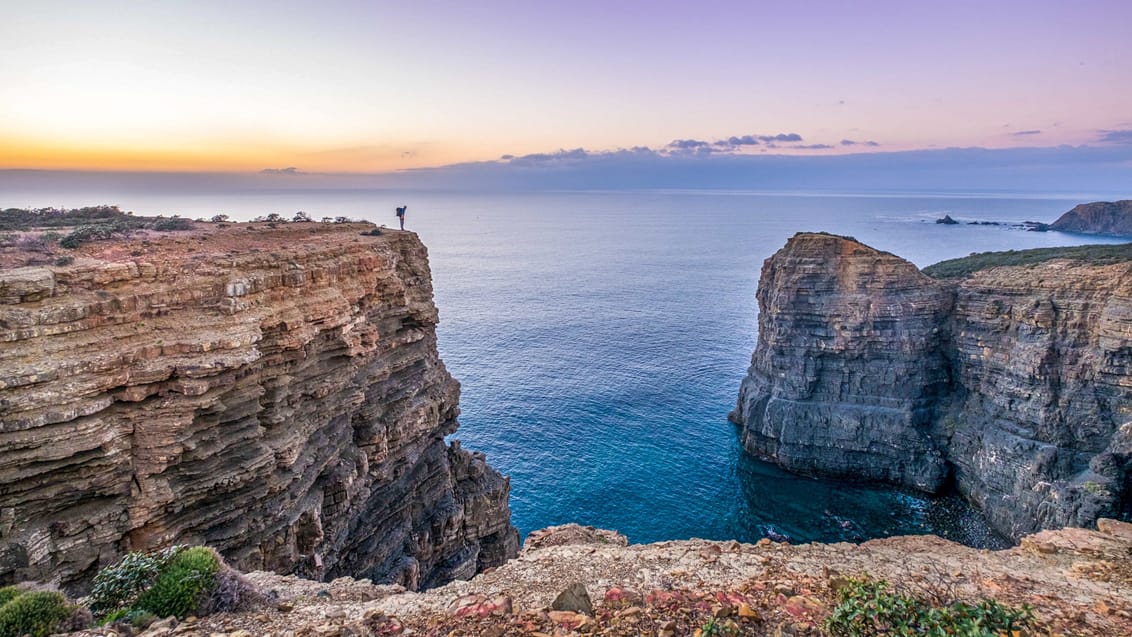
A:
1050;200;1132;236
732;233;1132;540
0;223;518;593
62;520;1132;637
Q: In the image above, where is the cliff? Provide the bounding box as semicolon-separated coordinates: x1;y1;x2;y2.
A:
731;233;1132;540
0;222;518;593
60;520;1132;637
1050;200;1132;236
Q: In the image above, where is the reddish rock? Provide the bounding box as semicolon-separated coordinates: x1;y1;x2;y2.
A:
0;224;519;591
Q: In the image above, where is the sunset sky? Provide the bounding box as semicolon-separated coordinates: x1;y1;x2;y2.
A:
3;0;1131;173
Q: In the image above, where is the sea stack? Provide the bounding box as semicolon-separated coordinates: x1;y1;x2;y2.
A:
0;222;518;592
732;232;1132;539
729;233;953;491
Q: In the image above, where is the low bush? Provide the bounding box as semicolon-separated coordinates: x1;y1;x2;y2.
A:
150;217;194;231
825;577;1034;637
923;243;1132;279
88;545;183;616
0;590;70;637
132;546;220;618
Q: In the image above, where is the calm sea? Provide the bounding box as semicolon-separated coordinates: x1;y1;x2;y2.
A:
8;188;1128;547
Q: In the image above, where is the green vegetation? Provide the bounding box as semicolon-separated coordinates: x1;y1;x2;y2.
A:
0;205;197;250
89;546;221;622
1082;480;1111;498
0;587;21;608
923;243;1132;279
0;590;70;637
132;547;219;618
699;616;739;635
825;577;1034;637
88;545;184;617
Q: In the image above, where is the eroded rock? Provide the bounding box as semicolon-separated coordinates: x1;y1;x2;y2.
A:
0;223;518;592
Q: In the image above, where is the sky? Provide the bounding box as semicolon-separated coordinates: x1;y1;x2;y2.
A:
2;0;1131;177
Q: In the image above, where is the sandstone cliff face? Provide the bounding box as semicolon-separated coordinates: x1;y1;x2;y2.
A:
0;223;518;592
732;233;1132;539
731;234;952;491
1050;200;1132;236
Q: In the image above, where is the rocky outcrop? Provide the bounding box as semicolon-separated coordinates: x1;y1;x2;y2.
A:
731;233;1132;539
1050;200;1132;236
0;223;518;593
59;520;1132;637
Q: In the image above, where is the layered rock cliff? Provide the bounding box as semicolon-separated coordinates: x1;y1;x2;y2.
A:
1050;200;1132;236
731;233;1132;539
0;223;518;593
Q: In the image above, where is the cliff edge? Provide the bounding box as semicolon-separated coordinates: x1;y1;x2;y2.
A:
1050;200;1132;236
732;233;1132;540
0;222;518;592
59;520;1132;637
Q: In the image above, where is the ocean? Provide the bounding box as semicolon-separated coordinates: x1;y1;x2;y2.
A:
8;188;1128;547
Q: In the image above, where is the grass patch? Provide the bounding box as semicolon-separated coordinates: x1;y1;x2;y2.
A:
825;577;1034;637
922;243;1132;279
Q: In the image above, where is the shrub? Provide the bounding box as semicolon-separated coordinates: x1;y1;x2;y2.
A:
0;586;21;608
150;217;194;231
88;545;183;616
923;243;1132;279
200;566;262;615
825;577;1034;637
54;255;74;266
210;214;230;223
132;546;219;618
0;590;70;637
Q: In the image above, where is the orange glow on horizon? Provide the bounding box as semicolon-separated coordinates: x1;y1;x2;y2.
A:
0;137;483;174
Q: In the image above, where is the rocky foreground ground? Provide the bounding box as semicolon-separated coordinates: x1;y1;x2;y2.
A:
60;520;1132;637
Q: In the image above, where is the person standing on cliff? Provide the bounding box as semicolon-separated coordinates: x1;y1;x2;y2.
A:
396;205;407;230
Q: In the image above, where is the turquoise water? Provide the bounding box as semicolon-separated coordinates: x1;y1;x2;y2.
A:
7;188;1128;547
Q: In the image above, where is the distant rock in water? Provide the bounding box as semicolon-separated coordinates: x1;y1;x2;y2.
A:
936;214;959;225
1050;200;1132;236
731;232;1132;540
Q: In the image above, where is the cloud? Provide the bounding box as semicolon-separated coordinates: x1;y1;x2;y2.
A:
796;144;834;149
1011;130;1042;136
260;167;301;175
499;146;662;166
840;139;881;147
725;135;762;146
1098;129;1132;144
507;148;593;166
667;139;713;151
760;133;803;142
665;133;803;155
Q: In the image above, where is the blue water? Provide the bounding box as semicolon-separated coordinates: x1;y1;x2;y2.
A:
7;188;1129;547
